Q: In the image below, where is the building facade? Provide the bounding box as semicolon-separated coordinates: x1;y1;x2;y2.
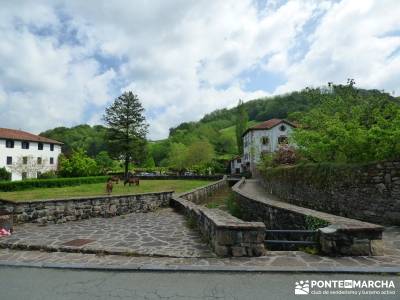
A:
242;119;296;173
0;128;62;181
229;156;243;175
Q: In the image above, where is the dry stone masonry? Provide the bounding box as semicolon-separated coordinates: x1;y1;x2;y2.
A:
171;178;266;257
233;178;384;256
0;191;173;225
260;160;400;225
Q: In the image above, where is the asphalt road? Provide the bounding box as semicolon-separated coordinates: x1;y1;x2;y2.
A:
0;266;399;300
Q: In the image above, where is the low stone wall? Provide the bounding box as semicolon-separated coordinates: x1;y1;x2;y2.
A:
108;173;223;181
178;178;228;204
0;191;173;225
260;161;400;225
171;179;266;257
233;179;384;256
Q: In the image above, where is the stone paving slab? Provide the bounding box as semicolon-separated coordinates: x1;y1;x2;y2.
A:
0;249;399;273
0;208;215;258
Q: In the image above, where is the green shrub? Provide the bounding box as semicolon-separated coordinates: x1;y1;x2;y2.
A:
0;167;11;181
0;176;109;192
225;194;242;219
38;170;58;179
305;215;329;230
58;149;99;177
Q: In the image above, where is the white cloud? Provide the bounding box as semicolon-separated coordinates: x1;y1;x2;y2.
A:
0;0;399;140
275;0;400;94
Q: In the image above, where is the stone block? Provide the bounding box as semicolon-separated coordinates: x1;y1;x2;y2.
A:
216;230;237;245
247;245;266;256
348;239;371;256
214;245;229;257
231;246;247;257
370;239;384;256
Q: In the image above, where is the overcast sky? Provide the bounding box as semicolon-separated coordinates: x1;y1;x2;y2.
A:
0;0;399;140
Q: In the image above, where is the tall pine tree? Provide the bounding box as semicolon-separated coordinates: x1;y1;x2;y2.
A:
235;99;248;155
103;91;148;179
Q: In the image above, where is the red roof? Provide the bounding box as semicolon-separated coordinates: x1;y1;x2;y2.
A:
0;128;63;145
242;119;297;136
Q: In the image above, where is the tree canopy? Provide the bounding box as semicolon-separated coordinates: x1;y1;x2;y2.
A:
103;91;149;178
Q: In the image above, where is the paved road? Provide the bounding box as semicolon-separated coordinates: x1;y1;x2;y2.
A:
0;266;398;300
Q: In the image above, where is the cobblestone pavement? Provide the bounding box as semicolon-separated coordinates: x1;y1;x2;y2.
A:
0;248;400;271
0;208;214;258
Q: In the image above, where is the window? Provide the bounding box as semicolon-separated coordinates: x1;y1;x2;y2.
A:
261;136;269;145
237;158;241;163
50;144;54;151
279;125;286;131
22;141;29;149
37;171;41;178
37;157;42;165
22;172;27;180
278;136;288;144
50;157;54;165
6;140;14;148
6;156;12;165
38;143;43;150
23;157;28;164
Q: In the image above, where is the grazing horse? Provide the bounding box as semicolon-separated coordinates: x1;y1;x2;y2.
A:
124;177;140;186
109;175;120;184
106;179;113;195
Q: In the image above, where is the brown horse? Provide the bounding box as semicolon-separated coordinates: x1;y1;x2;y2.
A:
109;175;120;184
106;180;113;195
124;177;140;186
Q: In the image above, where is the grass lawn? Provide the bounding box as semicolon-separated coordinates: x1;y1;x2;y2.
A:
0;180;212;202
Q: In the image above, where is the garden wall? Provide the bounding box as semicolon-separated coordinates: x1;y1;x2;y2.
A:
232;178;384;256
108;174;223;181
0;191;173;225
171;179;266;257
260;161;400;225
177;178;229;204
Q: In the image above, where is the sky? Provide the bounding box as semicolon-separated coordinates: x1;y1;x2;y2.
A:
0;0;399;140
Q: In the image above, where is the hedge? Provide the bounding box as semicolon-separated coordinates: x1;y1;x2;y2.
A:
0;176;109;192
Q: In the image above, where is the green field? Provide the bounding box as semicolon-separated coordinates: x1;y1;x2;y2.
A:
0;180;211;202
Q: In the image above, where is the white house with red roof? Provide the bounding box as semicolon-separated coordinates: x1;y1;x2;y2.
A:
242;119;296;173
0;128;63;181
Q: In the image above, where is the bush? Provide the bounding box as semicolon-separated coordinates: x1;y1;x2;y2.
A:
0;167;11;181
225;194;242;219
38;170;58;179
58;149;99;177
0;176;108;192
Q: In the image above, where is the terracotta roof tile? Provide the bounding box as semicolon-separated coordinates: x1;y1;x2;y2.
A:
242;118;297;136
0;128;63;145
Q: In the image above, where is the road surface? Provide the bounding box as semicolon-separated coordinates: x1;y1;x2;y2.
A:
0;266;399;300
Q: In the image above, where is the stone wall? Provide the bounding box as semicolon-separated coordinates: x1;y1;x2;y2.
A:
108;173;223;181
260;161;400;225
232;178;384;256
171;179;266;257
178;178;229;204
0;191;173;225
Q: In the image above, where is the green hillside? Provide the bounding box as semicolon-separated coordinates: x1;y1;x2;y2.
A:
41;83;400;172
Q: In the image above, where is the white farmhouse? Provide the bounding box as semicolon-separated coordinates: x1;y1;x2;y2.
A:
229;156;243;175
0;128;62;181
242;119;296;173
